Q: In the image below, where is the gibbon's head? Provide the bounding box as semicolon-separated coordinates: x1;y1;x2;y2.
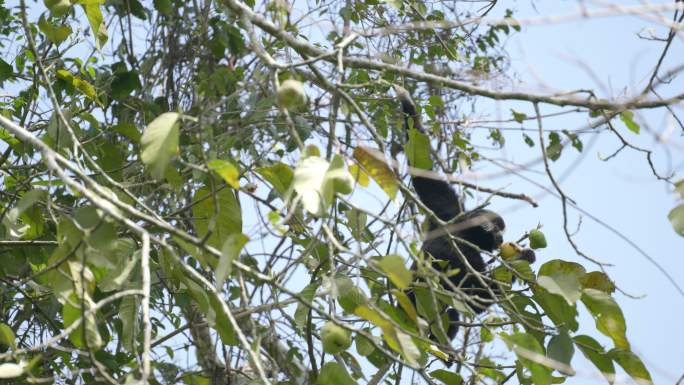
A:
459;209;506;252
392;84;419;117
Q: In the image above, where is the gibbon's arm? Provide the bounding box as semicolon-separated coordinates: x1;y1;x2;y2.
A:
393;84;464;222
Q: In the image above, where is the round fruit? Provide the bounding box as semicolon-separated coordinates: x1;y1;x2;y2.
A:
320;321;351;354
338;286;367;313
277;79;307;110
528;229;547;249
499;242;521;260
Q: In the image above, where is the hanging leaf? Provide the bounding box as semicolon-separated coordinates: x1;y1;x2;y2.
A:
352;146;398;199
292;154;354;216
573;335;615;384
256;162;294;196
609;349;653;385
0;323;16;350
80;3;108;49
192;186;242;249
215;233;249;289
406;128;432;170
38;15;72;45
619;111;640;134
581;288;629;349
208;159;240;189
537;260;586;306
373;255;412;290
140;112;180;180
56;70;98;101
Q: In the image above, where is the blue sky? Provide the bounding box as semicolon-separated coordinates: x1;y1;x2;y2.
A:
477;1;684;383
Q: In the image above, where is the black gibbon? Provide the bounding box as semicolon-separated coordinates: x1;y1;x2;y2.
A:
393;85;535;341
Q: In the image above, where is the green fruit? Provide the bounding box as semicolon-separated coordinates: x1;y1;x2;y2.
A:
499;242;521;260
277;79;307;110
528;229;547;249
338;286;367;313
45;0;71;17
320;321;351;354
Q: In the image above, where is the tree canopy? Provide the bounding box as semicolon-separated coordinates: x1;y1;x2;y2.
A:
0;1;682;385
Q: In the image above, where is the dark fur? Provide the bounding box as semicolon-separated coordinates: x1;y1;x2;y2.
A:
394;85;534;341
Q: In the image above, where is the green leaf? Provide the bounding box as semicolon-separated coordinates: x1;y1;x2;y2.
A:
62;296;103;350
581;288;629;349
56;70;98;101
619;111;640;134
208;295;238;345
256;162;294;196
668;203;684;236
153;0;174;15
609;349;652;385
80;2;108;49
140;112;180;180
192;186;242;249
674;180;684;200
98;239;139;292
523;134;535;147
112;122;141;143
430;369;463;385
374;255;412;290
216;233;248;289
573;335;615;384
292;155;354;216
547;332;575;375
0;323;16;350
537;260;586;305
0;59;12;84
511;109;527;123
208;159;240;189
294;283;317;329
532;289;579;331
119;295;139;353
317;362;357;385
579;271;615;294
355;330;376;356
546;132;563;161
111;70;142;100
406;128;433;170
353;146;398;199
38;15;72;45
500;332;552;385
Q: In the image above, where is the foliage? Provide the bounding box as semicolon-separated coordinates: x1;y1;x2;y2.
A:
0;1;677;385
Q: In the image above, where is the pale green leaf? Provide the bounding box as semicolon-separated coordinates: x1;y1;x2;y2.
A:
537;260;586;305
216;233;249;289
406;128;432;170
581;288;629;349
140;112;180;180
619;111;640;134
80;3;108;49
0;323;16;350
38;15;72;45
119;295;139;353
668;203;684;236
208;159;240;189
192;186;242;249
353;146;398;199
609;349;652;385
573;335;615;384
374;255;412;290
